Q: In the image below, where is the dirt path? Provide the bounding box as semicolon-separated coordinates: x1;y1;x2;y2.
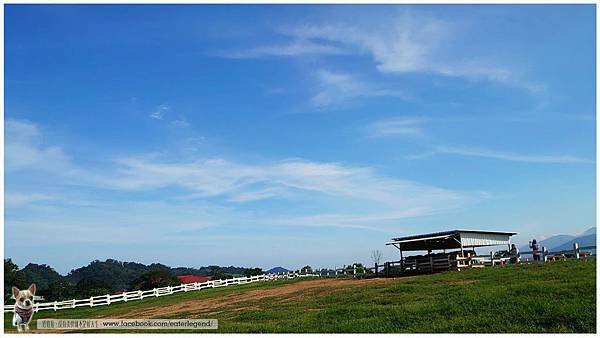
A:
102;277;403;319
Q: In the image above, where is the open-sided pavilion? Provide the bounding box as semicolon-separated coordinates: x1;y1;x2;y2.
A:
384;229;518;274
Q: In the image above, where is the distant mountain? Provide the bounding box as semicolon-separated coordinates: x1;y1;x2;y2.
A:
519;227;597;253
582;227;596;236
520;234;575;252
551;230;596;252
266;267;289;274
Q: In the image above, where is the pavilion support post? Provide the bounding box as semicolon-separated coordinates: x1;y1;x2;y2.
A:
399;246;404;274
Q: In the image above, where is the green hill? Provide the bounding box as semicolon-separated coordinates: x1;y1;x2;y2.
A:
4;260;596;333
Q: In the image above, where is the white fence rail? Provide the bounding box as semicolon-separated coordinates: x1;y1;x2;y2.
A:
4;272;319;313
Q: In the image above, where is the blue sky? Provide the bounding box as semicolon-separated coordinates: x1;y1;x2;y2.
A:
5;5;596;273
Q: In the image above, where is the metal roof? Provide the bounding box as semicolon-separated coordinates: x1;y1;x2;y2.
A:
386;229;518;251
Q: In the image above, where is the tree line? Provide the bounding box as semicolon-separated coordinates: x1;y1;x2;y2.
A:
4;258;263;303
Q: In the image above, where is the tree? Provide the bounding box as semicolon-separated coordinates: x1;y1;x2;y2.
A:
211;267;233;280
130;270;180;291
42;280;76;301
300;265;313;274
343;263;365;275
67;259;150;292
5;258;27;304
371;250;382;266
75;278;114;298
243;268;263;277
21;263;62;291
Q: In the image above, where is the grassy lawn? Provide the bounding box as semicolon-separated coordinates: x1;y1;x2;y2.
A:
4;260;596;333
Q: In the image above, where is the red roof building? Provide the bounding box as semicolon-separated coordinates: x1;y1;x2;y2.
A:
176;275;212;284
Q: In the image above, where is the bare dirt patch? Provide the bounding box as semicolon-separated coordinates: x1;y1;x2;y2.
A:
104;278;402;319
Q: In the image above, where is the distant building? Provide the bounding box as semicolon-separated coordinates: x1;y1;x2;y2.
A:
176;275;212;284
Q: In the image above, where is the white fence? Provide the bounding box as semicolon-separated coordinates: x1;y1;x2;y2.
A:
4;272;319;313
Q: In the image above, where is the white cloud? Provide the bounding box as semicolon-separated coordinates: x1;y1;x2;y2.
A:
4;193;58;208
297;21;517;85
269;208;442;233
366;117;430;137
431;146;593;164
227;11;540;92
150;104;170;120
5;120;479;233
291;12;446;75
367;117;591;164
91;155;476;230
226;187;288;203
218;39;348;58
5;119;75;174
311;69;406;108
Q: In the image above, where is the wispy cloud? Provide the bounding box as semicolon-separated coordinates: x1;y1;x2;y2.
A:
6;120;479;232
100;156;466;205
170;119;190;128
217;39;348;59
311;69;406;108
421;146;594;164
5;119;77;174
290;11;446;75
150;104;170;120
366;117;430;138
268;208;440;233
292;18;539;91
4;193;58;208
94;155;483;233
223;10;540;92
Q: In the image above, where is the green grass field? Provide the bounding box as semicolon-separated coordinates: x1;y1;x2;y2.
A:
4;260;596;333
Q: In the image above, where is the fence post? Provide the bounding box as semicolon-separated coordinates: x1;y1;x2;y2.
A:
72;299;76;308
154;288;158;297
375;263;378;277
54;301;58;311
106;294;110;305
123;292;127;302
353;264;357;277
573;242;580;259
541;246;546;262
